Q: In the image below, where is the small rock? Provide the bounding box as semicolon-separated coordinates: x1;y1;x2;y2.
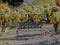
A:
5;29;9;32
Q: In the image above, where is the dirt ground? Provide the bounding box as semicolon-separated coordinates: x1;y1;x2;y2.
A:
0;24;60;45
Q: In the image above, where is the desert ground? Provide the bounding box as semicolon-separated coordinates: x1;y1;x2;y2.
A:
0;24;60;45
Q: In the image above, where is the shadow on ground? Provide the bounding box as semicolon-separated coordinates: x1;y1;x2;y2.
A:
22;41;60;45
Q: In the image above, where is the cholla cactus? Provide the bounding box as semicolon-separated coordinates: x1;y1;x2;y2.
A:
54;12;60;22
51;11;60;34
